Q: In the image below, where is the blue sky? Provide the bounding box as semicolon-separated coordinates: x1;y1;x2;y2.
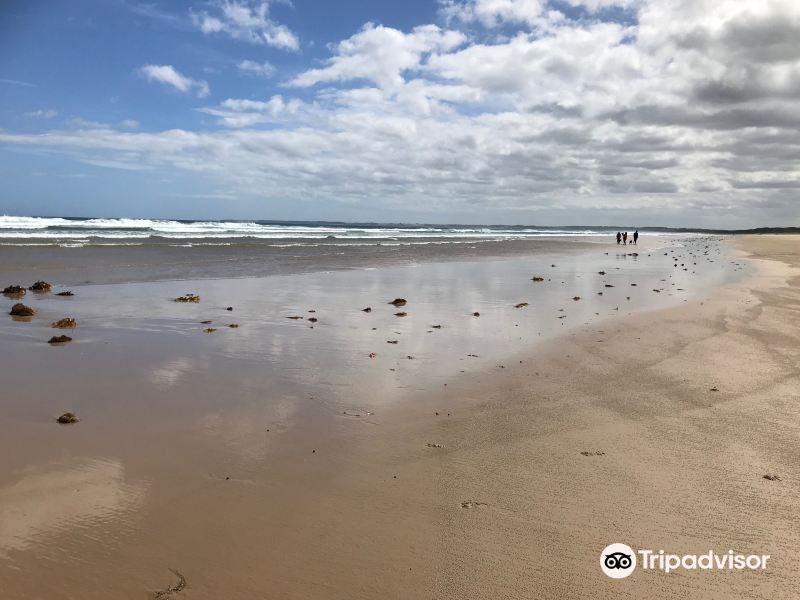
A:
0;1;438;221
1;0;799;226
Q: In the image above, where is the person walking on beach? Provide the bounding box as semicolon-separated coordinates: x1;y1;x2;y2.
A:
616;231;621;245
633;229;639;245
622;231;628;245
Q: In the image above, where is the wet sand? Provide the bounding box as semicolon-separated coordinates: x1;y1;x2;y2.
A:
1;235;795;598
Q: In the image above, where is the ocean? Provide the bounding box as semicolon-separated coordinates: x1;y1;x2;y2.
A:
0;215;661;246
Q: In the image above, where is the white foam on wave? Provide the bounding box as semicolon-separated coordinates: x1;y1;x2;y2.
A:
0;215;676;243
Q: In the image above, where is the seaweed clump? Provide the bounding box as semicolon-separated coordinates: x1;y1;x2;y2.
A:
57;412;79;424
10;303;36;317
52;317;77;329
2;285;25;297
29;281;52;292
174;294;200;303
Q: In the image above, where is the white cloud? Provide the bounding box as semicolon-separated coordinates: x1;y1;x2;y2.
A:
137;64;210;98
439;0;548;28
24;109;58;119
191;1;299;51
6;0;800;226
128;2;184;25
198;96;303;128
238;59;276;78
118;119;140;129
289;23;466;90
566;0;641;11
440;0;639;26
0;78;36;87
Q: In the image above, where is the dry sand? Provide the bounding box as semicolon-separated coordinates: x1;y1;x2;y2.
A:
1;235;798;599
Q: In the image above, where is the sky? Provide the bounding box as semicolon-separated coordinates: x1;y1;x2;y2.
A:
1;0;799;227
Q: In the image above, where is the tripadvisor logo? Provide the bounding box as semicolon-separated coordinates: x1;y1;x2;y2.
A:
600;543;770;579
601;543;636;579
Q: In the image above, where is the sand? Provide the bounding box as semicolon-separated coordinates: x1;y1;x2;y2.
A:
0;235;797;598
419;234;800;599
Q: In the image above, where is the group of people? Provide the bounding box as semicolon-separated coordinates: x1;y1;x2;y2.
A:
616;230;638;245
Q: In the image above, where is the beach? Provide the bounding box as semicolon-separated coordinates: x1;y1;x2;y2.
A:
0;232;796;599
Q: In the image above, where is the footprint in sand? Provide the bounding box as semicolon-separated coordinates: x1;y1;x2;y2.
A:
580;450;605;456
342;410;373;418
460;500;488;509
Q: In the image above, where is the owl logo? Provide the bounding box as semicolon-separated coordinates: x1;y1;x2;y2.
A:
600;543;637;578
604;552;633;570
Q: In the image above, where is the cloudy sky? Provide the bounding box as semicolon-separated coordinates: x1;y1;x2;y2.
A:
1;0;799;227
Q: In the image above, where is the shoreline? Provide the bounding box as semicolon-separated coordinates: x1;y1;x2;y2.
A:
0;235;793;599
0;234;682;286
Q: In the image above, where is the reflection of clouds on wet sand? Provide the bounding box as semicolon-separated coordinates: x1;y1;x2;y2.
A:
0;458;145;555
148;357;198;387
201;395;301;460
133;241;736;435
